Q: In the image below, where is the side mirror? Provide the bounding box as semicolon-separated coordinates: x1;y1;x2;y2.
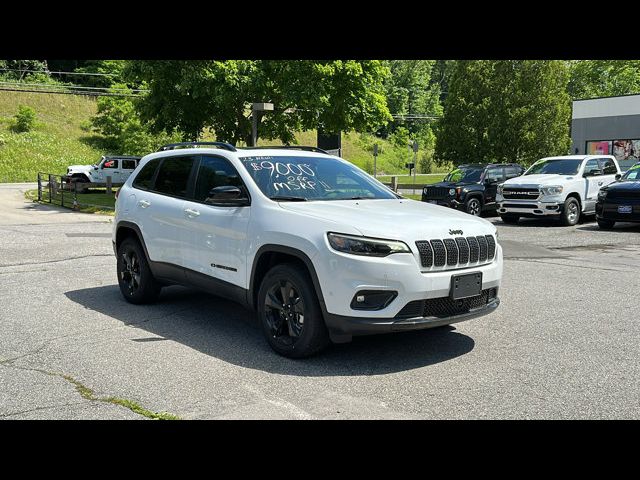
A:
206;186;249;206
615;173;622;181
484;178;497;185
584;169;602;177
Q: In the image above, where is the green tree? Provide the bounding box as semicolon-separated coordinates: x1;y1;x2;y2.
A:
91;84;180;155
435;60;571;167
73;60;125;87
380;61;442;173
568;60;640;99
124;60;392;145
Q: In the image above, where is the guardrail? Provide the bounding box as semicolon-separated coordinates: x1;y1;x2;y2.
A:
36;172;116;211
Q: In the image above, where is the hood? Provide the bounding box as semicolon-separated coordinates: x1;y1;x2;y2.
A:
603;180;640;192
67;164;93;172
429;181;477;188
503;174;577;186
279;199;496;241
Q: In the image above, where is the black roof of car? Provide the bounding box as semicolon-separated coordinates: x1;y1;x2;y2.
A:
104;155;142;159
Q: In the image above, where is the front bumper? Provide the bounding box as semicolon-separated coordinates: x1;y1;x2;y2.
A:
596;200;640;222
313;241;503;339
497;196;564;217
325;296;499;342
421;196;464;210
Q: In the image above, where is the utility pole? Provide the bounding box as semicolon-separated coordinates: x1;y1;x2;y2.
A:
373;143;378;177
412;140;419;195
251;102;274;147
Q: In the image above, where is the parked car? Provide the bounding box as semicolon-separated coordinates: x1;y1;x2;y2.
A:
422;163;525;216
595;162;640;229
65;155;141;192
112;142;503;358
496;155;622;226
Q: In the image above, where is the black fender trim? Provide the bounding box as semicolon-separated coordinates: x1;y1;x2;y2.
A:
115;221;152;261
248;245;328;315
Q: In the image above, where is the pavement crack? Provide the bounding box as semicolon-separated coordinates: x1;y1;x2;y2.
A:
0;401;87;419
0;362;179;420
0;254;113;268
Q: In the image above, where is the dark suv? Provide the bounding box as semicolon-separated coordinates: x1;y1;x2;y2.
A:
422;163;525;216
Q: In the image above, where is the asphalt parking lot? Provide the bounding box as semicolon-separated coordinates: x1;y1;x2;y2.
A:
1;183;639;419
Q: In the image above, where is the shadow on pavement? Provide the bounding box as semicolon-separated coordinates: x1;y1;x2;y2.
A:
65;285;476;377
576;222;640;233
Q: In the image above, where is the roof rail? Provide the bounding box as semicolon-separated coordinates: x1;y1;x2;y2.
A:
157;142;237;152
241;145;330;155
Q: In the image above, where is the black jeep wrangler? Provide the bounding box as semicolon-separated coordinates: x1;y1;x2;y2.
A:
422;163;525;216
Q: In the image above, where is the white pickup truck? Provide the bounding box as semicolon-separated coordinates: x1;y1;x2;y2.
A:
496;155;622;226
65;155;141;192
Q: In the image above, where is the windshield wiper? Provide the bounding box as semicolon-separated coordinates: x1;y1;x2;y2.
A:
269;195;308;202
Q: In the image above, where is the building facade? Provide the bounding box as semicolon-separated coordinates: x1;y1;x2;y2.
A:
571;94;640;171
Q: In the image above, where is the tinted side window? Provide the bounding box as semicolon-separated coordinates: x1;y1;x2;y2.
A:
122;159;137;170
584;159;601;173
193;156;244;203
505;166;522;179
485;167;505;182
600;158;617;175
154;156;196;198
132;158;161;190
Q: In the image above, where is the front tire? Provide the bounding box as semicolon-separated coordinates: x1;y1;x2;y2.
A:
597;218;615;230
257;263;330;358
465;197;482;216
561;197;580;226
116;237;161;304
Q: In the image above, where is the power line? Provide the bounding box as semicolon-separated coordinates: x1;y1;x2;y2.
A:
0;81;148;94
0;68;118;77
0;86;142;97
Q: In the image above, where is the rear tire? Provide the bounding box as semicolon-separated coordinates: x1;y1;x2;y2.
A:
597;218;615;230
116;237;161;304
561;197;580;226
257;263;330;358
500;214;520;224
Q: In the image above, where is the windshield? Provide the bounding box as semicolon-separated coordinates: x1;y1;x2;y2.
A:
239;155;397;201
621;163;640;181
444;167;484;183
525;159;582;175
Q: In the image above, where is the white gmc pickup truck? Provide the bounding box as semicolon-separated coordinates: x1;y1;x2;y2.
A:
496;155;622;226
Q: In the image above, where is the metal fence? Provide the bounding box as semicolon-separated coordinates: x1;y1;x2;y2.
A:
36;173;115;211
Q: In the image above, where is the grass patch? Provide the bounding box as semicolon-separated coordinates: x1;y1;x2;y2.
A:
61;373;179;420
0;91;107;182
105;397;180;421
25;187;116;216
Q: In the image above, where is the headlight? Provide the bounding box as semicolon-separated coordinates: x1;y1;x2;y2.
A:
448;188;456;196
598;190;607;201
327;233;411;257
541;185;563;195
497;184;504;195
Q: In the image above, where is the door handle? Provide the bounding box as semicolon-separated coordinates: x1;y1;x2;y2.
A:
138;200;151;208
184;208;200;217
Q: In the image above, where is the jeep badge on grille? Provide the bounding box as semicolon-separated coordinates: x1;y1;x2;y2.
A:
449;229;463;235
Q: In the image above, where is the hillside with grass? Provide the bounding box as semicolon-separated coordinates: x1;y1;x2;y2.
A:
0;90;449;183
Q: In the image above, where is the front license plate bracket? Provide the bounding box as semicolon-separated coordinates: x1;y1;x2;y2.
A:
451;272;482;300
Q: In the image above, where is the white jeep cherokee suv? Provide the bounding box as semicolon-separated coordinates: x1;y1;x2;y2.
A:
496;155;622;226
112;142;503;357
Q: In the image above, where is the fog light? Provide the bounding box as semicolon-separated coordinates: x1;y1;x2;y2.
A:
350;290;398;311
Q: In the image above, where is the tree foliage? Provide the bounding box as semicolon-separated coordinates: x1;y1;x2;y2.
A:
435;60;571;166
90;84;180;156
124;60;392;145
568;60;640;99
380;61;443;173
